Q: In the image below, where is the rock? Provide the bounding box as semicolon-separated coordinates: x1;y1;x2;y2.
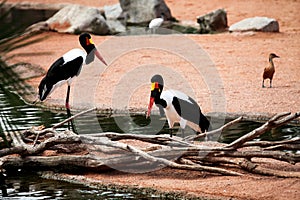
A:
46;4;110;35
171;22;199;34
197;9;228;33
119;0;173;25
106;20;126;34
229;17;279;32
26;21;50;33
103;3;126;34
103;3;122;20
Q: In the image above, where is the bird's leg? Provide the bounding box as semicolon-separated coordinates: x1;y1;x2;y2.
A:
181;128;185;138
262;79;265;88
169;128;173;137
270;79;272;88
66;86;77;134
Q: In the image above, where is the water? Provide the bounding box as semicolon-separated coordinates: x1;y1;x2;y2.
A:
0;65;299;199
2;170;149;199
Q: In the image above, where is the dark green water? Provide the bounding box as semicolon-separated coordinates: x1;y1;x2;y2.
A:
2;171;146;199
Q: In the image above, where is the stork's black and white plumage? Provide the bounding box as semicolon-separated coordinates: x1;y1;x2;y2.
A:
146;74;210;137
37;33;107;132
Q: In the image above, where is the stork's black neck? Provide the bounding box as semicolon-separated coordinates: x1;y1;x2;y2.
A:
155;97;167;108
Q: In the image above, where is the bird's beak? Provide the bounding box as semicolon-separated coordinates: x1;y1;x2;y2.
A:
87;38;108;66
146;97;155;118
94;49;108;66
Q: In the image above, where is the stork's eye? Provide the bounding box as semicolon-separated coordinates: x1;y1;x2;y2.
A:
86;38;90;45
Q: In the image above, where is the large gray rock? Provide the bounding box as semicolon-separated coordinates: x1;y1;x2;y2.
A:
229;17;279;32
119;0;173;25
46;4;110;35
197;9;228;33
103;3;122;20
103;3;126;34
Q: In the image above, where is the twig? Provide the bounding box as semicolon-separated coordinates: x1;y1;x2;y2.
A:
52;107;97;129
243;137;300;148
88;132;197;147
185;117;243;141
226;112;300;149
33;132;40;146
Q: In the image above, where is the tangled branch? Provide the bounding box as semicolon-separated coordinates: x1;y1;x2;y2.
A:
0;111;299;178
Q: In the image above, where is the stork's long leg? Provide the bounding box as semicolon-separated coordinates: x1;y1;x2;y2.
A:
169;128;173;137
181;128;185;138
66;85;77;133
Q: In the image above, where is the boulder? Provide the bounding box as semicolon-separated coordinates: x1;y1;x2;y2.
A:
103;3;126;34
106;20;126;34
229;17;279;32
46;4;110;35
197;9;228;33
119;0;173;25
103;3;122;20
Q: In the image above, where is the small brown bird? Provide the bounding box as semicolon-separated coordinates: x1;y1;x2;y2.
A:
262;53;280;88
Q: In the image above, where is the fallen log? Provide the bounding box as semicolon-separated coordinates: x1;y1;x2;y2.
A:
0;111;299;178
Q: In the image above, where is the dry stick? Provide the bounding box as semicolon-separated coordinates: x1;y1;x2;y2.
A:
264;144;300;151
226;112;300;149
125;142;241;176
33;132;41;147
89;132;198;147
80;135;241;176
185;116;243;141
201;157;300;178
243;137;300;148
52;107;97;129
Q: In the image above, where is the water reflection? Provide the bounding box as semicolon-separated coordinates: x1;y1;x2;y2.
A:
0;84;68;136
1;171;145;199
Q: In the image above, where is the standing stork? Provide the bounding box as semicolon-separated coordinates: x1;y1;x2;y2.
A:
262;53;280;88
37;32;107;132
146;74;210;137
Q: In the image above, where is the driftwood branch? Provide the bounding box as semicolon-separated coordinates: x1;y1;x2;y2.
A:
186;116;243;141
226;112;300;149
0;112;299;178
52;107;97;129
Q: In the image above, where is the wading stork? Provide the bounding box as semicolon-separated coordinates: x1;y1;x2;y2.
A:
37;32;107;132
146;74;210;137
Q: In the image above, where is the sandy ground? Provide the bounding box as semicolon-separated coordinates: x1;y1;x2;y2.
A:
5;0;300;199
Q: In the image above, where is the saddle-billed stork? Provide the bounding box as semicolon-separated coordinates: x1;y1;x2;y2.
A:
262;53;280;88
146;74;210;137
37;32;107;132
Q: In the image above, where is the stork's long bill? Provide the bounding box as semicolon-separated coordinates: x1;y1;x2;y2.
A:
146;82;159;118
82;35;107;66
95;49;107;66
